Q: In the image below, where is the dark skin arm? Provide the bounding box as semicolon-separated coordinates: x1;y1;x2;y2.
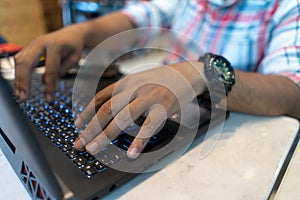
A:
74;62;300;159
228;71;300;119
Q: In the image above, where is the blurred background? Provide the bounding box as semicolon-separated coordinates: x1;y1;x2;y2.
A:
0;0;130;46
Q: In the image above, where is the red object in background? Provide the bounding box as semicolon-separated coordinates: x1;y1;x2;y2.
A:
0;43;22;57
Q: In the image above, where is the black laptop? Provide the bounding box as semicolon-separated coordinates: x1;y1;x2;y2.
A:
0;54;228;200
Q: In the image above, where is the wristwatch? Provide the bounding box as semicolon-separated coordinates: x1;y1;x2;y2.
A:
198;53;235;104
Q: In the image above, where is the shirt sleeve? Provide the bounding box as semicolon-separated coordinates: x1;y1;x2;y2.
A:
258;0;300;88
118;0;178;53
121;0;178;28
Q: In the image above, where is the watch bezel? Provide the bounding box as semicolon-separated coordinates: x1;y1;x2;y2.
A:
198;53;235;104
211;55;235;86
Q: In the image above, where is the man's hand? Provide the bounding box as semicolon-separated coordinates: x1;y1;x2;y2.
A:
74;62;206;159
14;11;136;102
14;25;86;101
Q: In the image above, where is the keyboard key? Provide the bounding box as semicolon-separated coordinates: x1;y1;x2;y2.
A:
82;153;96;162
104;146;126;162
66;137;76;145
93;153;113;166
92;160;106;171
17;73;159;178
47;132;59;141
73;156;87;168
55;138;64;147
60;144;72;152
82;164;97;177
66;150;79;159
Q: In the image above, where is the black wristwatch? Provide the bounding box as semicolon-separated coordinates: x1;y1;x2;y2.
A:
198;53;235;104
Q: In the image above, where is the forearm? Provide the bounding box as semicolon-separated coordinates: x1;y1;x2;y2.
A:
227;70;300;119
77;11;136;49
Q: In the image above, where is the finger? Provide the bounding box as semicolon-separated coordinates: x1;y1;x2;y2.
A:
75;83;117;128
127;104;168;159
44;46;61;102
74;90;136;150
58;53;81;77
85;98;149;155
74;116;104;151
14;45;44;99
15;63;33;100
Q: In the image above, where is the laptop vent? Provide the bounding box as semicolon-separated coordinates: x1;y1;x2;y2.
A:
20;162;51;200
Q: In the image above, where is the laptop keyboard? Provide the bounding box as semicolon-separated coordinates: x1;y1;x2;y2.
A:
12;74;160;178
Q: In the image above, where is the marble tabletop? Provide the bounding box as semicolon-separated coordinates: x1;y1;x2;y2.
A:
1;113;299;200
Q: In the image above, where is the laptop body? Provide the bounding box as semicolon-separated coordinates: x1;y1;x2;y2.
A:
0;61;228;200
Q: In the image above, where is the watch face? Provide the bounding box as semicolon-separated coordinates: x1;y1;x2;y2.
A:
213;56;235;85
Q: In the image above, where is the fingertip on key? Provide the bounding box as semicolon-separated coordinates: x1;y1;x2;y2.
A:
46;93;54;102
74;137;86;151
20;90;28;100
127;146;140;159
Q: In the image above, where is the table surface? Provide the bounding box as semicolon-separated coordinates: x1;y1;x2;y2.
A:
274;131;300;200
1;113;299;200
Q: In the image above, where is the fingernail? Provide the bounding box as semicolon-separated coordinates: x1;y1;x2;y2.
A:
74;137;86;150
46;93;53;102
127;146;140;159
20;90;27;100
86;142;99;155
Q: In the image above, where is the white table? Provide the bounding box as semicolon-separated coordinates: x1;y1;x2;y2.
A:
274;131;300;200
1;113;299;200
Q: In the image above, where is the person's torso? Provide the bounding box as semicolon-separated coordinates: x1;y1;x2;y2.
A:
168;0;279;71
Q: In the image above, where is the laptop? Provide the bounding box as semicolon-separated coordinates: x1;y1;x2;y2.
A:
0;53;228;200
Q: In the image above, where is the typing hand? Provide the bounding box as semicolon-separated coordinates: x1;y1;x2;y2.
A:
14;25;86;102
74;62;205;159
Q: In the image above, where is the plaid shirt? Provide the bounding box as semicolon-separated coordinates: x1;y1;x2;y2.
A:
122;0;300;87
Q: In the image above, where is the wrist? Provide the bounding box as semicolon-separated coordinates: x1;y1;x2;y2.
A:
78;22;97;49
82;12;136;49
189;61;208;95
171;61;207;96
63;22;90;47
